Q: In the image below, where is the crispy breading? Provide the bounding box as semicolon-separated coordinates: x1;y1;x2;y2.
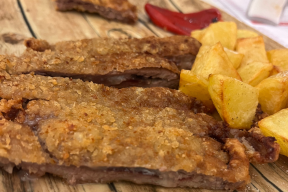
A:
24;38;51;52
0;98;250;189
222;139;250;185
25;100;218;140
0;74;207;112
24;36;201;71
25;36;201;58
3;50;179;78
0;115;48;166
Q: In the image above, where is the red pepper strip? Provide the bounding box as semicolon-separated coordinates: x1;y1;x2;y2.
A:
145;3;222;36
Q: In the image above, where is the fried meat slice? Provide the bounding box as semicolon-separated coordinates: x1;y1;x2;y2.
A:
0;99;250;190
4;36;200;88
0;73;208;113
27;99;277;165
24;36;201;70
2;50;180;89
2;49;180;89
55;0;137;24
0;73;280;163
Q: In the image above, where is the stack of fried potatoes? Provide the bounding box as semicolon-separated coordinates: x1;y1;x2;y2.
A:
179;22;288;156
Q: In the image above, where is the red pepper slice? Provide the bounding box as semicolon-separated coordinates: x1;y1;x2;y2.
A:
145;3;222;36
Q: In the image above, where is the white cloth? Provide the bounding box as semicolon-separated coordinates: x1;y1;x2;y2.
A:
201;0;288;48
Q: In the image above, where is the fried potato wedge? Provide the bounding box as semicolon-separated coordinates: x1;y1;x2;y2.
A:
208;74;259;129
179;70;215;111
191;29;205;42
256;71;288;115
191;43;241;81
267;49;288;73
236;36;269;68
224;48;244;69
237;62;273;86
237;29;259;39
199;22;237;50
271;66;281;75
259;109;288;157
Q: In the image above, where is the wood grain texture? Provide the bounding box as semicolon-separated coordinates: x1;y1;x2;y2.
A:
0;169;111;192
0;0;31;54
114;182;156;192
252;163;288;191
248;166;280;192
155;187;225;192
274;155;288;174
0;0;31;39
84;13;154;38
19;0;98;43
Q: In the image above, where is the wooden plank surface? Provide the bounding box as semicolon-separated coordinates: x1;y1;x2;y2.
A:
0;0;287;191
0;170;112;192
19;0;98;43
0;0;31;55
0;0;31;39
84;13;154;38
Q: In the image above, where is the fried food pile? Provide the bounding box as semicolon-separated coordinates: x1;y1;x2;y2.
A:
0;34;282;190
3;36;200;89
188;22;288;157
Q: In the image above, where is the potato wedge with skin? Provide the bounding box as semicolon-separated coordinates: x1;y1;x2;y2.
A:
191;43;241;81
237;29;258;39
200;22;237;50
224;48;244;69
237;62;273;86
236;36;269;68
259;109;288;157
256;71;288;115
208;74;259;129
267;49;288;73
179;70;215;111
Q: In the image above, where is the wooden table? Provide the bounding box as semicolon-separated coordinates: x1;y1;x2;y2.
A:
0;0;287;191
